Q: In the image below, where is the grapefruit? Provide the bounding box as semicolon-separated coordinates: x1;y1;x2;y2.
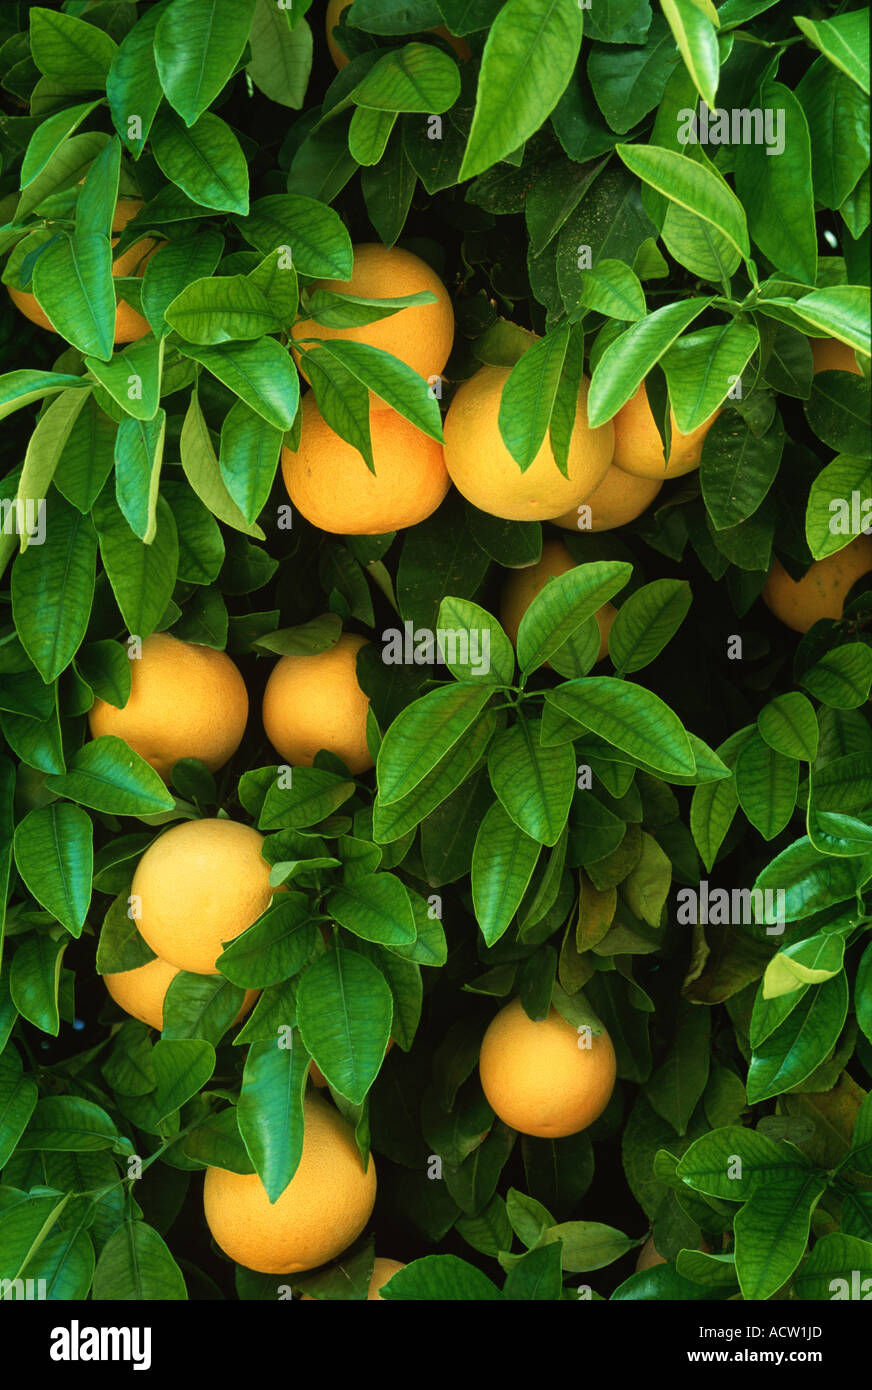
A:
203;1092;377;1273
553;463;662;532
88;633;248;781
281;393;449;535
810;337;862;375
291;243;454;395
478;997;617;1138
442;365;614;520
104;954;258;1031
611;380;720;479
761;535;872;633
131;819;273;974
262;632;374;774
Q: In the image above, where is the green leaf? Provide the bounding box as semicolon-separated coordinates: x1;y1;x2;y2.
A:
20;1095;119;1152
93;491;179;637
296;946;392;1104
380;1254;503;1300
0;1053;37;1170
435;597;515;686
661;319;759;433
794;10;869;95
587;15;677;134
218;400;282;525
140;228;225;337
237;1035;309;1201
0;371;90;424
757;693;818;762
351;42;461;112
502;1241;563;1297
177;340;299;430
497;327;570;470
155;0;257;127
20;101;102;189
216;894;316;988
471;800;541;945
458;0;583;181
236;194;352;279
734;1169;827;1301
14;387;91;551
45;737;175;816
151;110;249;215
13;805;93;937
608;578;691;673
92;1221;188;1300
735;732;799;840
796;59;870;212
372;712;497;843
616;143;750;264
516;561;632;673
376;683;493;804
805;374;871;457
487;719;575;846
166;275;283;344
30;7;117;87
786;286;870;359
247;0;313;108
311;339;443;438
328;873;417;945
106;1;166;157
152;1038;215;1121
587;297;711;427
662;0;719;108
801;644;872;710
792;1232;872;1300
31;233;115;362
258;767;355;831
179;389;265;539
747;972;850;1102
548;678;696;777
114;410;166;545
86;337;164;424
11;497;96;683
577;258;646;322
733;83;817;285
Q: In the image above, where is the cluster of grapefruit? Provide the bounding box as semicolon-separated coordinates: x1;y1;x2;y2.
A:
15;184;867;1290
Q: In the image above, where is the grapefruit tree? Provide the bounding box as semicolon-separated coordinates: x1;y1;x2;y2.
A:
0;0;868;1318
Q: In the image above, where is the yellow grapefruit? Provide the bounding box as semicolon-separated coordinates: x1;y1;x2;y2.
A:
262;632;374;774
478;997;617;1138
281;393;449;534
291;242;454;395
762;535;872;633
553;463;662;532
131;819;273;974
612;380;720;479
203;1092;377;1273
810;337;862;375
88;633;248;782
443;366;614;520
104;954;258;1031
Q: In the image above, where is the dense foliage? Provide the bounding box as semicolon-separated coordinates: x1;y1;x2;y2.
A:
0;0;870;1303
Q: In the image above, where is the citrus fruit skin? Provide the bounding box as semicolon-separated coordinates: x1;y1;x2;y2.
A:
443;366;614;521
8;198;158;343
478;997;617;1139
88;633;248;782
132;819;273;974
281;394;449;535
612;381;720;479
301;1257;406;1300
262;632;374;774
104;954;258;1031
762;535;872;633
203;1093;377;1274
811;337;862;375
326;0;469;66
500;538;615;663
553;463;662;532
635;1237;667;1272
291;242;454;393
